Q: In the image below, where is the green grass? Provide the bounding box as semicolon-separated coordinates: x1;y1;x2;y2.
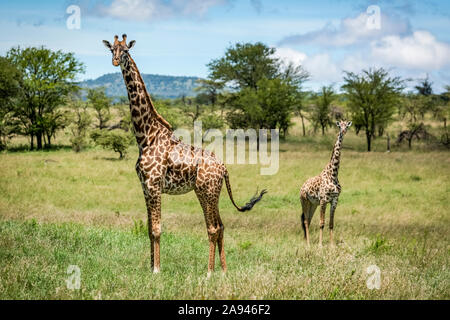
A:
0;128;449;299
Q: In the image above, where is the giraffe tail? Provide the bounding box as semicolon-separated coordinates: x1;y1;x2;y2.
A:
301;213;306;238
224;172;267;212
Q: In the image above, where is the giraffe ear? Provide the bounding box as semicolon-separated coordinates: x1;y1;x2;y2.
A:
347;121;352;127
127;40;136;49
102;40;112;50
336;121;340;127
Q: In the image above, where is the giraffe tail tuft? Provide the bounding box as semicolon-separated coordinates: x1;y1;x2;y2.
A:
224;172;267;212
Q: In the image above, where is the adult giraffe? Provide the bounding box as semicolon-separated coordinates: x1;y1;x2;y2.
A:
103;35;266;276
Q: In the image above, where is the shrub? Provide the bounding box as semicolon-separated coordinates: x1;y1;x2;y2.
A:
90;129;133;159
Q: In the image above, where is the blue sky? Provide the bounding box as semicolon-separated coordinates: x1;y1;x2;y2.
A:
1;0;450;92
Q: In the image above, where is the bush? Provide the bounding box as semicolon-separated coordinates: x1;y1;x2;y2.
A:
90;129;133;159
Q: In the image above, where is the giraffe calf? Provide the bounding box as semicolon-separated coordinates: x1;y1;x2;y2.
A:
299;120;352;247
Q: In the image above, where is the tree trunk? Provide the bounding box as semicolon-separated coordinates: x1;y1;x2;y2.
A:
36;132;43;150
366;131;372;152
47;133;52;148
30;133;34;150
386;133;390;152
301;115;306;136
321;126;325;136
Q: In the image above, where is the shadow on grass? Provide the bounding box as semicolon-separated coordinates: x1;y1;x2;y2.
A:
93;156;124;161
4;144;74;153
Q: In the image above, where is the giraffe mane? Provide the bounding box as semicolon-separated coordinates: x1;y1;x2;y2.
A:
129;56;172;131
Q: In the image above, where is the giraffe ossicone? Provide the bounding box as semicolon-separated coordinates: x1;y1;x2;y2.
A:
299;120;352;247
103;34;267;275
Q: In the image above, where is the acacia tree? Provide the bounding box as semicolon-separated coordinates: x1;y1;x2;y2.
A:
292;90;311;137
434;86;450;130
342;68;404;151
311;86;335;135
87;87;112;129
415;76;434;118
207;42;308;136
195;79;224;107
67;93;92;152
433;86;450;146
6;46;84;150
0;57;22;150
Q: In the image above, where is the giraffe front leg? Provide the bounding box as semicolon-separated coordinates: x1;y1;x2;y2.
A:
329;198;338;247
146;213;154;270
146;189;162;274
319;201;327;247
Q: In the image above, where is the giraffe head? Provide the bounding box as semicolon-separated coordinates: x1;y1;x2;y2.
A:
102;34;136;67
336;120;352;134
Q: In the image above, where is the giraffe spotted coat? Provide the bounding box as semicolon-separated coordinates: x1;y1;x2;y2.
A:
300;120;352;247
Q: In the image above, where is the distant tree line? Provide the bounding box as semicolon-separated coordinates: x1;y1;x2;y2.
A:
1;44;449;154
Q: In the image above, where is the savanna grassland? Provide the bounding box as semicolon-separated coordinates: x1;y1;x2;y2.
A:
0;119;449;300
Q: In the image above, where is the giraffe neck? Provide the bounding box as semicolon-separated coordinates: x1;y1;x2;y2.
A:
329;131;344;179
120;55;172;148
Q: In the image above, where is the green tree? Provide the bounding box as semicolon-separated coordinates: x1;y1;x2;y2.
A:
87;87;112;129
207;42;280;90
415;76;434;118
433;86;450;146
0;57;22;150
68;94;92;152
194;79;224;107
155;100;185;130
400;93;423;123
311;86;335;135
182;103;203;127
342;68;404;151
200;113;224;141
415;76;433;96
6;46;84;150
256;77;297;137
207;42;308;135
293;90;312;137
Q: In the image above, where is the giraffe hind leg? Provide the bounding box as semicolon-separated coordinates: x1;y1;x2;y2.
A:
195;188;224;277
216;214;227;273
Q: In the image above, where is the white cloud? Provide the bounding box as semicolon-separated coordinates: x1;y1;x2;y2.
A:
303;53;341;82
274;47;307;66
275;47;341;83
98;0;228;21
371;30;450;70
279;11;410;47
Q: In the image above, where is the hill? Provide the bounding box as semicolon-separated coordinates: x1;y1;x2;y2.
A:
80;73;202;99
